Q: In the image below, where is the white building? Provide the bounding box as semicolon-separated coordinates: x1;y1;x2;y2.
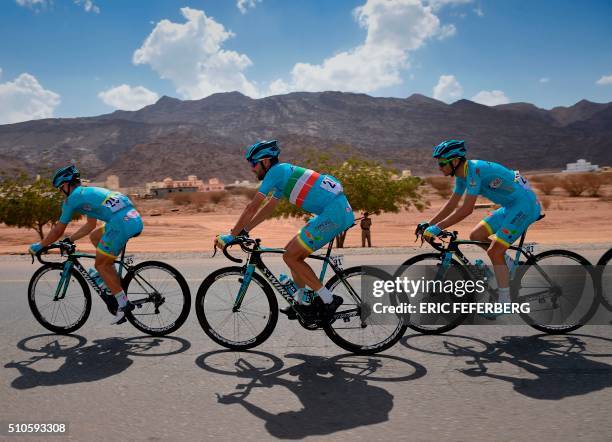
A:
563;159;599;173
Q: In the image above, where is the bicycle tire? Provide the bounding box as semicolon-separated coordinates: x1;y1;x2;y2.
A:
512;249;600;334
394;253;473;335
195;267;278;350
596;248;612;311
122;261;191;336
323;266;408;354
28;263;91;334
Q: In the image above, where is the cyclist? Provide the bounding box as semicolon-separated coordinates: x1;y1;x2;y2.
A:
416;140;541;312
28;165;143;324
215;140;354;321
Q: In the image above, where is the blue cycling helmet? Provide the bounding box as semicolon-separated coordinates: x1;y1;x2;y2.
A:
432;140;466;160
52;165;80;188
245;140;280;163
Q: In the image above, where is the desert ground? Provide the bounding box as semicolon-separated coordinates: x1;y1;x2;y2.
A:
1;183;611;255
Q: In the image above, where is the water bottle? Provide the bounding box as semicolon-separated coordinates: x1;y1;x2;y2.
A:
88;268;108;294
279;273;298;298
474;259;495;286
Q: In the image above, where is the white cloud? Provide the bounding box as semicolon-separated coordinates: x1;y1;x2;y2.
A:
0;72;61;124
539;77;549;83
17;0;99;13
471;90;509;106
438;24;456;40
237;0;261;14
427;0;473;11
474;6;484;16
432;74;463;102
98;84;159;111
74;0;100;14
267;0;456;95
133;7;258;99
596;75;612;86
15;0;48;11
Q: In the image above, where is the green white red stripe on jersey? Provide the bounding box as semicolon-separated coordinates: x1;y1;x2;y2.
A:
283;166;320;207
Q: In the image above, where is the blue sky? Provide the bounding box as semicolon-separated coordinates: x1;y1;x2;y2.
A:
1;0;611;123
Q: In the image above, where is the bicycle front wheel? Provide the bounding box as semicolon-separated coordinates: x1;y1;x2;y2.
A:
394;254;472;335
28;263;91;334
195;267;278;350
513;249;600;334
122;261;191;336
596;248;612;311
323;266;408;354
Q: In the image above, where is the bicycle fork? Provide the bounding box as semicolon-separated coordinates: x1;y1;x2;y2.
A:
54;261;74;301
234;264;256;311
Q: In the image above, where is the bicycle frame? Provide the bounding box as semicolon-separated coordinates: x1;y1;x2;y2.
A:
429;228;559;302
229;239;362;322
52;248;133;301
40;245;160;312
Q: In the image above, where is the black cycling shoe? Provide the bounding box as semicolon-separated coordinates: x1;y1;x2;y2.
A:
110;301;135;325
280;305;297;320
319;295;343;324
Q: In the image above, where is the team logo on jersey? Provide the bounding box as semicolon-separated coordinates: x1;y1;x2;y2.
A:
489;178;502;189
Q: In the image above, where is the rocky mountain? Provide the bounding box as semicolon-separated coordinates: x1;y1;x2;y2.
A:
0;91;610;186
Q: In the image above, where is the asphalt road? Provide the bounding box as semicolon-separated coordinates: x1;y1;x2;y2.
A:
1;246;611;441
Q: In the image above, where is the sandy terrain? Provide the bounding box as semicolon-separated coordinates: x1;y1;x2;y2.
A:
1;188;611;255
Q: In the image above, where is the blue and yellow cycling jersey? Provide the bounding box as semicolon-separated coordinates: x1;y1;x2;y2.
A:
258;163;345;215
59;186;135;224
453;160;535;206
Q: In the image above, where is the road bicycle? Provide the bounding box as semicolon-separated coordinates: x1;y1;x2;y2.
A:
397;215;600;334
195;235;407;354
29;241;191;336
596;247;612;311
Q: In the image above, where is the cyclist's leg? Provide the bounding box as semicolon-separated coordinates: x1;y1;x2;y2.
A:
89;226;104;248
284;197;354;302
95;222;125;296
96;210;143;310
284;237;322;291
470;207;505;251
488;200;540;295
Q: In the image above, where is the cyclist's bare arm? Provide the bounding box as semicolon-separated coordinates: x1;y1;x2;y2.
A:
230;192;267;235
39;222;68;247
244;197;279;233
429;192;462;225
437;194;477;230
67;216;97;242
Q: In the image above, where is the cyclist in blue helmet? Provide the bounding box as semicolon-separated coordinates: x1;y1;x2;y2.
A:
215;140;355;322
29;165;144;324
416;140;541;316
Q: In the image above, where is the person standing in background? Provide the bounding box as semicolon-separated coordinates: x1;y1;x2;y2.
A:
360;212;372;247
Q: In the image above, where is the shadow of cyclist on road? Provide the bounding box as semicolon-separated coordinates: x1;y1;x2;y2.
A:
199;351;425;439
454;335;612;400
5;334;190;390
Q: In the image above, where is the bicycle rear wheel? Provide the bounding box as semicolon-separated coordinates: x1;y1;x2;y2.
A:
28;263;91;334
512;249;600;334
122;261;191;336
195;267;278;350
323;266;407;354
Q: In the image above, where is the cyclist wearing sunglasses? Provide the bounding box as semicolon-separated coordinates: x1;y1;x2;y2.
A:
416;140;541;309
215;140;354;321
28;165;143;324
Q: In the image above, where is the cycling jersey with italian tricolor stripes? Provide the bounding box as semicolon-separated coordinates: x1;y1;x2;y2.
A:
257;163;344;214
